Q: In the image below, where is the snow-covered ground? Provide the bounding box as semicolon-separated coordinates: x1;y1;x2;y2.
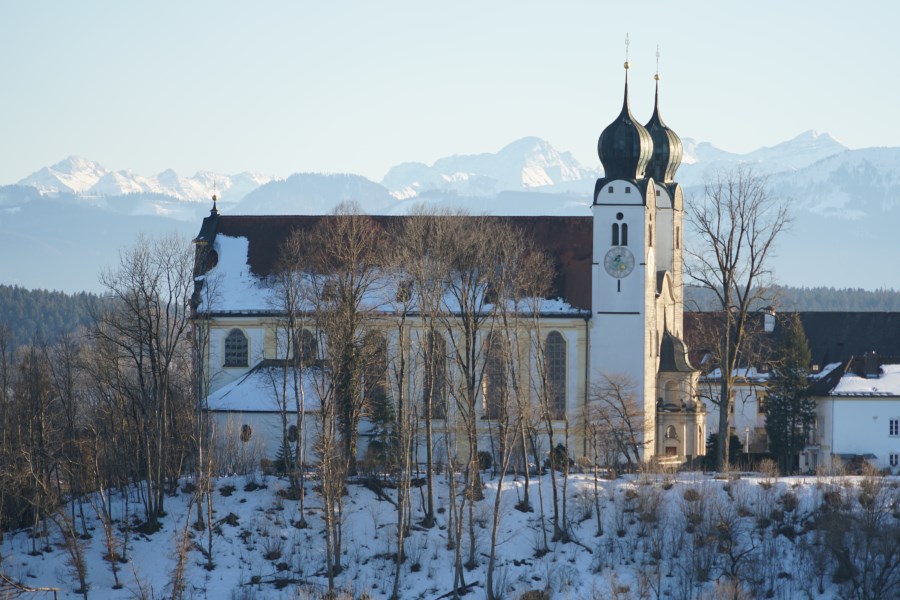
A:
3;468;899;599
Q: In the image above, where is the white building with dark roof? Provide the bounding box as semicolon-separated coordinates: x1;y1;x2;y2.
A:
191;64;707;466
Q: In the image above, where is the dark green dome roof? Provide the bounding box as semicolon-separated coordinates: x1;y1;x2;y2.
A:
598;72;653;181
644;79;683;183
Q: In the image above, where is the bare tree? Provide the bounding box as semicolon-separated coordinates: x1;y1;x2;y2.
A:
485;230;552;599
685;166;789;471
296;202;386;595
397;208;454;529
588;373;650;472
382;226;421;600
524;252;570;543
272;229;315;523
304;202;387;475
93;233;195;530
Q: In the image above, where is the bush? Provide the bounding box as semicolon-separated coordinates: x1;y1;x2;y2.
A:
477;450;493;471
683;488;700;502
544;444;573;471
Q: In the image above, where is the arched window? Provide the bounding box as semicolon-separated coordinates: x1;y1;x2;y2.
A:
224;329;248;367
649;224;653;247
545;331;566;419
424;331;448;419
621;223;628;246
240;424;252;443
364;331;388;417
666;425;678;440
293;329;318;366
484;334;507;420
612;223;620;246
287;424;298;443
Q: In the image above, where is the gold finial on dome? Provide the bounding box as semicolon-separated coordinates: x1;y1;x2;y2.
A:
655;45;661;81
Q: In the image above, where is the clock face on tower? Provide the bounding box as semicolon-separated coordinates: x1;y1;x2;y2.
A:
604;246;635;278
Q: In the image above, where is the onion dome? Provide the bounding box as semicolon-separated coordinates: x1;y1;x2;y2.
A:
644;75;683;183
598;64;653;180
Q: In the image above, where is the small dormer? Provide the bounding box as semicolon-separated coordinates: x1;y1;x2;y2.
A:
864;351;880;379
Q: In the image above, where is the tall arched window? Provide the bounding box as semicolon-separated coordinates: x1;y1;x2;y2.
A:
484;334;507;420
364;331;388;417
612;223;620;246
293;329;318;366
545;331;566;419
621;223;629;246
423;331;448;419
224;329;248;367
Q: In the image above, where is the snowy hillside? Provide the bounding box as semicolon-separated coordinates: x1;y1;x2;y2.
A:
2;470;897;599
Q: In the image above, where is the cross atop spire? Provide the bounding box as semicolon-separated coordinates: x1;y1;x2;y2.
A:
624;33;630;70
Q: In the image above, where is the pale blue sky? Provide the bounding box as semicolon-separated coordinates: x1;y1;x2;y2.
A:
1;1;897;183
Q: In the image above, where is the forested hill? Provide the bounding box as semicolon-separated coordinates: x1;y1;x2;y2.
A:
1;283;899;352
685;285;900;312
0;284;99;351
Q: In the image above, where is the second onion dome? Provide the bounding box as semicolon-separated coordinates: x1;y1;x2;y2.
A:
598;64;653;181
644;74;683;183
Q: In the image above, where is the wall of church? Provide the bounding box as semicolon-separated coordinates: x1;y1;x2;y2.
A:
203;313;592;463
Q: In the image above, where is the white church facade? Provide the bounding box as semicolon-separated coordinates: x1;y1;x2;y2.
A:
191;64;707;467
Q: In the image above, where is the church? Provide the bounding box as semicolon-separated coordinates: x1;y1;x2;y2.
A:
191;62;706;467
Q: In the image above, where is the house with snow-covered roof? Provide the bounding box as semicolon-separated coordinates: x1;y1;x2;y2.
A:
190;63;708;468
686;311;900;473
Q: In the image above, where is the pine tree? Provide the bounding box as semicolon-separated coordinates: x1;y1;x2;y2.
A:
764;313;815;474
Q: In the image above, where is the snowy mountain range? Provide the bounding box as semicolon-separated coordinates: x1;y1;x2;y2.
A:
2;130;899;292
18;156;272;202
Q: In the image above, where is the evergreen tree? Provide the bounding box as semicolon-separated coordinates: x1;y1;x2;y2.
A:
764;313;815;474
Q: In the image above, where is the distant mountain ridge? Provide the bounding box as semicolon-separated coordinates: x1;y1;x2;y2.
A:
2;130;900;292
17;156;272;202
382;136;600;199
5;130;859;208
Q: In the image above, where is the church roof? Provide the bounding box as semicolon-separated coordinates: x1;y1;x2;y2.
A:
194;213;594;312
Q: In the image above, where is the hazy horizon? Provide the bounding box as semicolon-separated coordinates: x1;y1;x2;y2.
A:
2;1;898;184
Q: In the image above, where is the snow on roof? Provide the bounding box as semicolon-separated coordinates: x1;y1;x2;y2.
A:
206;364;324;413
832;363;900;396
197;234;586;316
197;235;272;312
701;367;769;382
812;362;843;379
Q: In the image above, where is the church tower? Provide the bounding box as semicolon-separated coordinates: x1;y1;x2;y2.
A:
590;59;660;459
590;56;704;463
